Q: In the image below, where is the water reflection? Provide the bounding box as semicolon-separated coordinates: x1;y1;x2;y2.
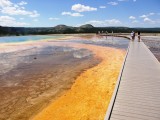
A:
69;36;129;49
0;46;93;75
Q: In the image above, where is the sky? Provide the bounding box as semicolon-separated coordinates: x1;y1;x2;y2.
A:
0;0;160;27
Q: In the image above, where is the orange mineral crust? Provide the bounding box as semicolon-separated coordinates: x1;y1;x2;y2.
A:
33;43;126;120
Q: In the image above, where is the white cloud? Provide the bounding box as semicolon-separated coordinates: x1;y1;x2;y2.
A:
0;15;29;26
85;19;121;27
149;12;155;16
18;1;27;6
1;6;27;15
0;0;40;17
71;4;97;12
0;0;12;7
143;17;150;21
105;19;121;24
132;20;138;23
62;12;83;17
0;15;15;21
129;16;136;19
49;17;60;20
29;10;40;17
139;13;160;25
99;6;106;9
140;13;155;18
133;0;137;2
143;17;155;23
1;7;40;17
140;15;147;18
108;2;118;6
129;16;138;24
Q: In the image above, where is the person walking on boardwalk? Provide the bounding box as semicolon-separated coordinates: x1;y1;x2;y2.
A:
133;31;135;40
131;31;134;41
138;31;141;42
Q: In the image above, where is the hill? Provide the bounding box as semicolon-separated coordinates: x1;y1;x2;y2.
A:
0;24;160;36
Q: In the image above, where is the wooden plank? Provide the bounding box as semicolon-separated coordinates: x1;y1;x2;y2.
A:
105;40;160;120
111;113;145;120
111;113;160;120
111;111;160;120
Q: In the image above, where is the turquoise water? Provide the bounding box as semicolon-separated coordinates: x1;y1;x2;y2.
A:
0;35;129;49
0;35;63;43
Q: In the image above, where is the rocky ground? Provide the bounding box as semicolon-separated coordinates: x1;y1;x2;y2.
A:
142;36;160;62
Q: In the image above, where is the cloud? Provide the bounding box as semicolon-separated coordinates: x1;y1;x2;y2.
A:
99;6;106;9
140;13;155;18
0;0;40;17
49;17;60;20
85;19;121;27
132;20;138;23
62;12;83;17
139;13;159;24
0;0;12;7
149;12;155;15
1;7;40;17
143;17;155;23
71;4;97;12
133;0;137;2
129;16;136;19
29;10;40;17
18;1;27;6
143;18;151;21
0;15;29;26
108;2;118;6
140;15;147;18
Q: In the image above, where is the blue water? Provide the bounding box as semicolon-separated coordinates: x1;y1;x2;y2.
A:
0;35;63;43
0;35;129;49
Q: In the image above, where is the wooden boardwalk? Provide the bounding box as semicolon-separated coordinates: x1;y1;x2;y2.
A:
105;40;160;120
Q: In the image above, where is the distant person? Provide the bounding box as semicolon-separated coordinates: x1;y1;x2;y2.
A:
131;31;134;41
133;31;136;40
138;31;141;42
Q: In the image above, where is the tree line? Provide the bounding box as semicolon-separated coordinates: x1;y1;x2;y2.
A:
0;24;160;36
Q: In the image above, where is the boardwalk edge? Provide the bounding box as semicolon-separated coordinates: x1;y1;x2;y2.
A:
104;41;131;120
